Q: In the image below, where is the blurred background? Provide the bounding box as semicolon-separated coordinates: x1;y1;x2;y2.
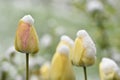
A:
0;0;120;80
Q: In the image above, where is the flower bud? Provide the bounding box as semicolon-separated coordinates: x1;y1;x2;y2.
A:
15;15;39;54
39;62;51;80
99;58;120;80
50;45;75;80
71;30;96;67
56;35;74;58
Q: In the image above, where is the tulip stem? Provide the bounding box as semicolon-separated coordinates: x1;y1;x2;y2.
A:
83;66;87;80
26;53;29;80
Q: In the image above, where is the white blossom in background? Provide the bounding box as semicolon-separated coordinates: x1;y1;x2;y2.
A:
107;0;116;7
99;58;120;80
40;34;52;48
29;56;45;69
51;0;72;17
15;75;23;80
111;48;120;62
111;53;120;62
5;46;17;60
55;26;66;36
30;75;39;80
86;0;104;13
1;61;18;79
47;18;58;28
5;46;25;69
13;0;31;9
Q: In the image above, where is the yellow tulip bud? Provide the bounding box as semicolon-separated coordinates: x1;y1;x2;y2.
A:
99;58;120;80
50;45;75;80
39;62;50;80
15;15;39;54
56;35;74;59
71;30;96;67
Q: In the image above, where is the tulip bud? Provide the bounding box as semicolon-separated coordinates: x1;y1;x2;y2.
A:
71;30;96;67
15;15;39;54
56;35;74;58
50;45;75;80
99;58;120;80
39;62;50;80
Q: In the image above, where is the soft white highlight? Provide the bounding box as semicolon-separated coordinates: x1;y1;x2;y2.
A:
101;58;120;74
6;46;16;55
29;56;45;69
55;26;66;36
77;30;96;58
6;46;17;59
86;0;104;13
40;34;52;48
61;35;74;47
30;75;38;80
42;62;51;68
57;45;69;56
21;15;34;25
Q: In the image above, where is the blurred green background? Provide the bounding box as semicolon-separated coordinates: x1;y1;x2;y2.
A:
0;0;120;80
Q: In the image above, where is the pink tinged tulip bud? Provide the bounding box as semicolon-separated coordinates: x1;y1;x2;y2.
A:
15;15;39;54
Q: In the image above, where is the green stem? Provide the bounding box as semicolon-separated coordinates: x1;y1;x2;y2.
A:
1;71;7;80
26;53;29;80
83;66;87;80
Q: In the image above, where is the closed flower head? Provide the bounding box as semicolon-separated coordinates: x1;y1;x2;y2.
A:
57;35;74;50
71;30;96;67
99;58;120;80
15;15;39;54
50;45;75;80
39;62;51;80
57;35;74;59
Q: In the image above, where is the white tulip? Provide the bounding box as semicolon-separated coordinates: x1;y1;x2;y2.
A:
71;30;96;67
99;58;120;80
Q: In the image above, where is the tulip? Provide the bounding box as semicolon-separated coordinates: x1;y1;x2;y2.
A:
56;35;74;58
50;45;75;80
14;15;39;80
71;30;96;80
15;15;39;54
71;30;96;66
99;58;120;80
39;62;50;80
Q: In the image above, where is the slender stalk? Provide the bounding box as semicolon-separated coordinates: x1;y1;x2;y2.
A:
83;66;87;80
1;71;7;80
26;53;29;80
